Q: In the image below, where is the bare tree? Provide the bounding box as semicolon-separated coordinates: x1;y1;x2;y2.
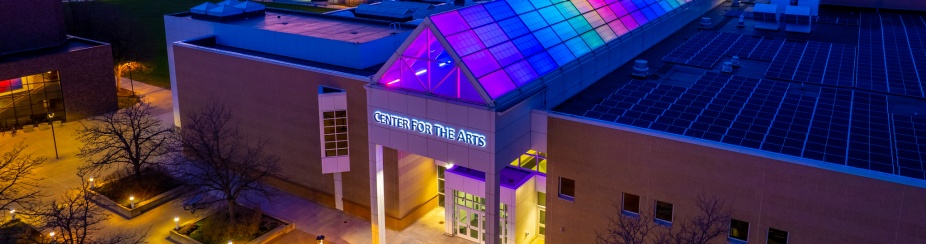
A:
172;103;280;226
596;205;659;244
663;195;731;244
597;195;732;244
76;101;174;178
0;141;46;212
34;178;148;244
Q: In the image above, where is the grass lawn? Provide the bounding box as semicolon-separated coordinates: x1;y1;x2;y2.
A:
94;169;182;208
64;0;336;89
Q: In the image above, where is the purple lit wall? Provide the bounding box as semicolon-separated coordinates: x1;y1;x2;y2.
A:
380;0;692;103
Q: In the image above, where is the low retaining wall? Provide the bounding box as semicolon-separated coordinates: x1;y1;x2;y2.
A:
167;208;295;244
90;185;186;219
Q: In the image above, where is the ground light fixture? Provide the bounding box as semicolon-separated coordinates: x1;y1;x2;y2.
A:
129;196;135;209
88;177;94;189
174;217;180;230
47;112;59;159
49;232;56;244
9;208;14;220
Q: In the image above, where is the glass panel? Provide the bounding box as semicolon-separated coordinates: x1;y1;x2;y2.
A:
620;0;638;12
463;50;501;77
631;11;649;25
581;31;605;50
471;213;479;228
505;60;539;87
508;0;536;14
730;219;749;241
551;22;578;41
527;51;558;76
568;16;593;34
540;209;546;224
607;2;629;17
459;5;494;28
498;17;531;39
564;37;591;57
555;2;581;19
447;30;486;57
519;11;549;31
478;70;517;99
608;20;629;36
539;226;545;235
572;0;595;13
539;158;548;173
431;11;471;36
529;0;553;9
547;44;576;66
512;34;544;57
622;193;640;213
534;27;561;48
489;41;524;67
583;11;606;28
587;0;607;9
538;192;546;206
484;1;516;20
620;15;639;30
470;228;479;239
538;6;565;24
655;201;673;222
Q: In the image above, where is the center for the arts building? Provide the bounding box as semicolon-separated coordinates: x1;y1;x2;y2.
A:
165;0;926;243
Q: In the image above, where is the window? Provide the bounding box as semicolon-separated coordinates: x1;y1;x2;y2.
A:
438;166;446;207
767;228;788;244
729;219;749;242
509;150;547;173
654;200;673;223
622;193;640;214
558;177;575;199
322;110;348;157
538;191;546;236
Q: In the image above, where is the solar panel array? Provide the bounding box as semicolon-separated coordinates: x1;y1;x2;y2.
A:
582;72;926;180
662;31;741;68
855;13;926;98
892;114;926;179
663;31;787;68
764;41;857;87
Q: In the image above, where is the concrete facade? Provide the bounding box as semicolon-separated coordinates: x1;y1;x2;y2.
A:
546;115;926;244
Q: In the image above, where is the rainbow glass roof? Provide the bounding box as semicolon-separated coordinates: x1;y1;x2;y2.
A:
377;0;692;106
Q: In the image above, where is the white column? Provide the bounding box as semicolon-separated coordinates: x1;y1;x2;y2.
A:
369;144;387;244
334;172;344;211
484;171;501;244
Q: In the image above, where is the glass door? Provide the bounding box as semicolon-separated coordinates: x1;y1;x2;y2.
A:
456;205;483;243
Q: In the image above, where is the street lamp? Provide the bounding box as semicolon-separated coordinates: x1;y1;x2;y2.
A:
129;196;135;209
47;112;58;159
89;177;95;189
9;208;14;221
316;235;325;244
49;231;56;244
174;217;180;230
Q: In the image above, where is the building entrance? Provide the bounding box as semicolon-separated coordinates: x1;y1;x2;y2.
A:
456;204;483;243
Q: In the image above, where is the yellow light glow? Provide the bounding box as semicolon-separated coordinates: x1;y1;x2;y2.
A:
174;217;179;222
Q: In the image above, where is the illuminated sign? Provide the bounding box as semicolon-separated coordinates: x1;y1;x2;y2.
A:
373;111;487;147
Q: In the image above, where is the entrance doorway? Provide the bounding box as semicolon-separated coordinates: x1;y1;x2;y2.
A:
456;205;483;242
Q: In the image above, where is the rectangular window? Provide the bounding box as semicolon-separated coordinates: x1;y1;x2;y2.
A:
438;166;446;207
768;228;788;244
558;177;575;199
322;110;348;157
729;219;749;242
510;150;547;173
654;200;673;223
538;192;546;207
622;193;640;214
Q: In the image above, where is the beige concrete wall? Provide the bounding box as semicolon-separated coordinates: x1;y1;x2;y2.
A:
173;45;372;209
546;116;926;244
514;177;538;244
397;152;437;218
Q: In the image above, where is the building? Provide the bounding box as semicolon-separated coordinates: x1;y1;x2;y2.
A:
0;0;117;129
167;0;926;243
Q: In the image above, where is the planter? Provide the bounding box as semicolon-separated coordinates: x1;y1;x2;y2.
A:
168;208;295;244
90;185;186;219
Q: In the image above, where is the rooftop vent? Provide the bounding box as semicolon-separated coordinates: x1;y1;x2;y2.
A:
190;0;265;21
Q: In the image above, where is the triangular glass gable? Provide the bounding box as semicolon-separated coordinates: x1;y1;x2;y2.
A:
379;28;486;104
